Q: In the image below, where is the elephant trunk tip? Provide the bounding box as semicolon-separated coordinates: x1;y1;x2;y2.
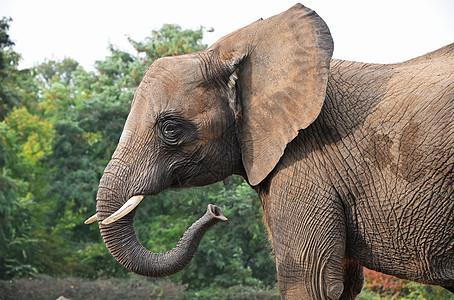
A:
207;204;228;222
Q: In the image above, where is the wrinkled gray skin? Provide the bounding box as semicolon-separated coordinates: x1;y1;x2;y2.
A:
94;4;454;299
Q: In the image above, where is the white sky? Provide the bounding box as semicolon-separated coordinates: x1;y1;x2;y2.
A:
1;0;453;70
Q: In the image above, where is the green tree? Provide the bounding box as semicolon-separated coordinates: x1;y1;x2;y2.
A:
129;24;206;64
0;19;51;277
36;57;79;88
0;107;55;278
0;17;17;119
0;121;24;278
0;17;14;49
0;17;38;120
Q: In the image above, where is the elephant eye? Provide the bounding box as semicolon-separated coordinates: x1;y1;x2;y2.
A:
157;111;197;146
163;122;178;134
162;120;182;142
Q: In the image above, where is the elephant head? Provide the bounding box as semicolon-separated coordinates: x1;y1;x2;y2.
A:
89;4;333;277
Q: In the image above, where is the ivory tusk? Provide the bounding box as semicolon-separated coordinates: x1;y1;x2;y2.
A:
84;214;98;224
102;195;145;225
84;213;98;224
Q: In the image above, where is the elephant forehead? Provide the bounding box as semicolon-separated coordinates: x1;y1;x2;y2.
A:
140;56;214;118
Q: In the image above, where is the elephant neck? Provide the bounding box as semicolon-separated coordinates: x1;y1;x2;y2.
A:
326;59;394;132
254;59;394;194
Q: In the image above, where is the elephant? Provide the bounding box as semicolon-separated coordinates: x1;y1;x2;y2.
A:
85;3;454;299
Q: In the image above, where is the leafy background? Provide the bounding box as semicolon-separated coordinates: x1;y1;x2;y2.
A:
0;17;452;299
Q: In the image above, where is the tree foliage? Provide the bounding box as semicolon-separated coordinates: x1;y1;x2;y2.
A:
0;17;38;120
128;24;205;64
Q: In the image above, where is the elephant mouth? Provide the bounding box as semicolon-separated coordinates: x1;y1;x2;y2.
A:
84;196;228;225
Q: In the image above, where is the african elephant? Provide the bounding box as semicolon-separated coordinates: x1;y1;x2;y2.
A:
85;3;454;299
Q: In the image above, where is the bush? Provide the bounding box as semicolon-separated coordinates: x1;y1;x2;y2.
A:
184;284;280;300
361;268;454;299
0;275;185;300
405;281;454;300
64;242;130;279
0;275;279;300
363;268;408;297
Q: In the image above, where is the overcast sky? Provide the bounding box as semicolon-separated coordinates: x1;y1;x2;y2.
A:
1;0;453;70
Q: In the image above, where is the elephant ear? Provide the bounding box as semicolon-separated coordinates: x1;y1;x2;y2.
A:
208;4;333;186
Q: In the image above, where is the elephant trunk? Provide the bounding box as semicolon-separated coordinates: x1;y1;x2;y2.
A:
96;171;227;277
